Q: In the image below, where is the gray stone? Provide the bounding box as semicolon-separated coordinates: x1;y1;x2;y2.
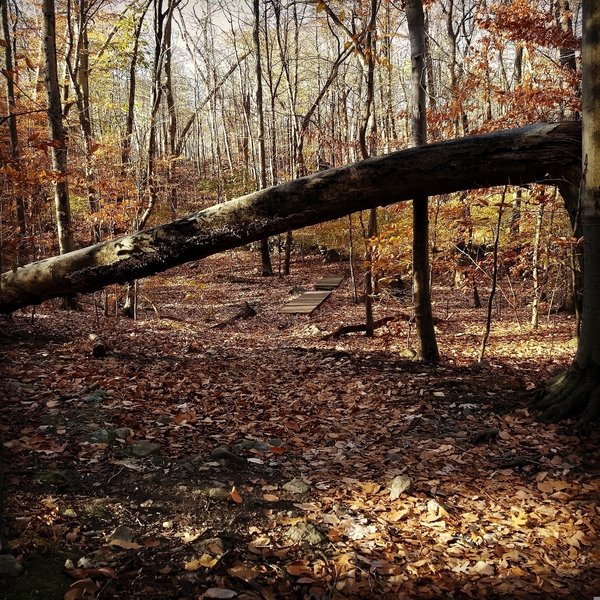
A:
386;451;403;464
113;428;132;441
88;428;112;444
210;447;246;465
284;523;325;546
251;440;269;452
192;454;206;465
108;525;135;542
0;555;22;577
202;588;237;599
82;389;108;403
268;438;284;447
130;440;160;457
283;478;310;495
208;487;231;502
389;475;412;500
232;440;255;454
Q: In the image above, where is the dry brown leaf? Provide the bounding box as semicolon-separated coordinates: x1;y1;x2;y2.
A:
566;530;588;548
108;539;142;550
64;578;98;600
65;567;116;579
537;479;570;494
228;564;261;581
286;560;313;576
386;508;410;522
185;553;217;571
472;560;495;576
143;538;161;547
359;482;381;495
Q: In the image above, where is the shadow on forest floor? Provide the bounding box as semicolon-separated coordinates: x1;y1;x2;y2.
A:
1;255;599;599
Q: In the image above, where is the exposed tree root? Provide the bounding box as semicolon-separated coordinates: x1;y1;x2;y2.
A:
535;362;600;428
211;302;256;329
323;315;399;339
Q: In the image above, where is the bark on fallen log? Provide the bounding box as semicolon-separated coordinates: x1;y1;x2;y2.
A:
0;122;581;314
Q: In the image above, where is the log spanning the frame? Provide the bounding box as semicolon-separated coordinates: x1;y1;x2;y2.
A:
0;122;581;314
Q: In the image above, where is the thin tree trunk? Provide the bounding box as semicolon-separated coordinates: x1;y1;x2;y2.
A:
406;0;439;362
360;0;378;337
253;0;272;276
164;11;178;216
1;0;26;264
125;0;176;316
138;0;178;230
510;45;524;235
122;0;151;175
531;199;544;328
67;0;100;243
479;190;505;362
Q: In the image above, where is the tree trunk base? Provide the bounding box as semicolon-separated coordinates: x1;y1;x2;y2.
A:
535;362;600;429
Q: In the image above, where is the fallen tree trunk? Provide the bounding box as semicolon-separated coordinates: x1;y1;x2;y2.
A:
0;122;581;314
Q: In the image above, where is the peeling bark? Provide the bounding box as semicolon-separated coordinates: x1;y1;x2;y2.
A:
0;122;581;314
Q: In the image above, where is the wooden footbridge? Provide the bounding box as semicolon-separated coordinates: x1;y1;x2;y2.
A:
280;275;345;314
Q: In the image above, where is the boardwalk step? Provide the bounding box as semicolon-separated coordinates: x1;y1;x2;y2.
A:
314;275;344;291
280;290;332;314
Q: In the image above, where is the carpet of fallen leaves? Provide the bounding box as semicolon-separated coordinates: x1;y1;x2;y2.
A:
1;250;599;600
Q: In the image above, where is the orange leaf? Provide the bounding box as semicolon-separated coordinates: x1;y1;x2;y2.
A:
230;487;243;504
286;560;313;576
65;567;116;580
228;564;261;581
64;578;98;600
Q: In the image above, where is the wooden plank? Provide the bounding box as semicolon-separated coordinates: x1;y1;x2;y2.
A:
314;275;344;290
280;290;332;314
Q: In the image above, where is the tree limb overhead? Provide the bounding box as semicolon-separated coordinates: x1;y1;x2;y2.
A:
0;121;581;314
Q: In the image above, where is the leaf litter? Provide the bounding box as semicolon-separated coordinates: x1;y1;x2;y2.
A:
0;253;598;599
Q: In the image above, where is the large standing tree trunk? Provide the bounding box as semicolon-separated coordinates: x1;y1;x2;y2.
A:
406;0;439;363
0;122;580;315
43;0;75;257
536;1;600;427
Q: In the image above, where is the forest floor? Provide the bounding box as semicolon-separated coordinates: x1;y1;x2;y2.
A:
0;251;599;600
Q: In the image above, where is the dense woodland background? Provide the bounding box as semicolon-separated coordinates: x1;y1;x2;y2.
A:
2;1;600;599
0;0;583;312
